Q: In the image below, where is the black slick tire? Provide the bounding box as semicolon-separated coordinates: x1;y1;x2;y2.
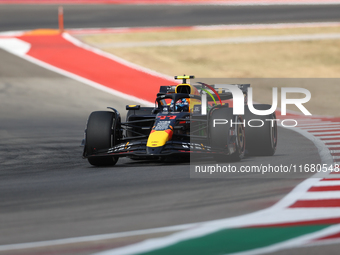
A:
209;107;245;162
245;104;277;156
85;111;119;166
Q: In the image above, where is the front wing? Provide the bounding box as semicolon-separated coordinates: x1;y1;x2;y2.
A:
84;140;234;159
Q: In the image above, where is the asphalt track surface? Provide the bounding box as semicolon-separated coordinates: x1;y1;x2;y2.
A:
0;4;339;32
0;48;320;249
0;4;334;255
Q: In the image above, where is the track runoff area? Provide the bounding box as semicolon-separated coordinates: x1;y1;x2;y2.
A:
1;21;340;255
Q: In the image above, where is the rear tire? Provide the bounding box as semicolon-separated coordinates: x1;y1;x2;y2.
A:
245;104;277;156
85;111;119;166
209;107;245;162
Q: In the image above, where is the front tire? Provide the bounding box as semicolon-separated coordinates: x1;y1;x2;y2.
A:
85;111;119;166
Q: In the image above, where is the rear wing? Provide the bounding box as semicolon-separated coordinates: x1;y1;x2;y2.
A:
194;83;250;115
194;83;250;102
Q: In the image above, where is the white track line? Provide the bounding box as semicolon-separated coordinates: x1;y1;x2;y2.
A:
300;127;340;131
319;135;340;139
303;127;340;131
311;131;340;135
299;123;340;126
314;181;340;186
325;141;340;144
92;33;340;48
0;224;196;252
0;38;30;55
298;122;340;127
327;145;340;148
299;191;340;200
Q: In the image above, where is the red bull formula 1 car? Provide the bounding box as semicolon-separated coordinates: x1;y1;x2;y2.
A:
82;76;277;166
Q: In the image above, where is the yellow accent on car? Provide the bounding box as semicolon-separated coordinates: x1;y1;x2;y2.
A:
174;75;195;85
147;130;172;147
175;83;200;95
174;75;195;80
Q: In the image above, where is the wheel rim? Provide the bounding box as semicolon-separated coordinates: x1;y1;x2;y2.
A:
236;117;245;154
270;116;278;150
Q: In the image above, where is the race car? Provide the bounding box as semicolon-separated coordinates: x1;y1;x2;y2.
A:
81;75;277;166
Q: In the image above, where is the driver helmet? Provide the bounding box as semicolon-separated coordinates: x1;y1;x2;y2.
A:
175;98;189;112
